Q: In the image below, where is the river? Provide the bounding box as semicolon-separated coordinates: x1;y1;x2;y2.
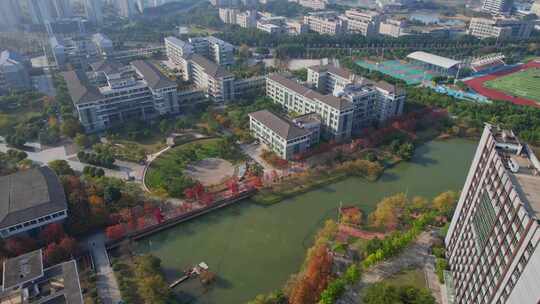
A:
135;138;477;303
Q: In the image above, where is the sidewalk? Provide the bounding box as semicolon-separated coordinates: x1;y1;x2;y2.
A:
87;234;122;304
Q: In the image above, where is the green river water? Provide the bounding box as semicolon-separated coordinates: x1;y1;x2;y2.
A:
135;139;477;303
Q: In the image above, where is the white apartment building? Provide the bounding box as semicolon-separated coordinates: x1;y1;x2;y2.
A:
189;54;235;102
304;11;346;35
166;36;234;66
237;10;257;28
445;125;540;304
468;17;534;40
266;74;354;141
165;36;264;102
249;110;314;160
343;9;381;37
257;21;284;34
307;64;354;95
219;8;238;24
482;0;513;14
286;20;309;35
189;36;235;66
165;36;194;65
379;18;407;38
63;60;179;132
307;64;405;130
295;0;327;10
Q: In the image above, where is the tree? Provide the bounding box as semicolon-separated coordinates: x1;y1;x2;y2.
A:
289;244;333;304
239;43;251;58
43;242;66;265
39;223;65;244
432;191;458;216
60;119;81;138
105;224;126;240
48;160;74;176
74;133;89;148
5;237;37;256
104;185;122;204
369;193;407;230
137;274;170;304
58;236;78;257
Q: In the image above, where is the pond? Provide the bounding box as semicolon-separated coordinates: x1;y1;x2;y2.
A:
135;138;477;303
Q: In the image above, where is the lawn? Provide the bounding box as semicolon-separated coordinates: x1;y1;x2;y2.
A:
382;268;427;290
484;68;540;102
144;138;242;197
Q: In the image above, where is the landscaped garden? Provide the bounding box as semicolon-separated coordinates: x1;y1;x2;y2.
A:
144;138;243;197
484;68;540;102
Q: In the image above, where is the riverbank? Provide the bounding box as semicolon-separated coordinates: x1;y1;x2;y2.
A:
134;139;477;304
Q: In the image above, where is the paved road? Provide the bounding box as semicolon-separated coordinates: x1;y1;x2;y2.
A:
0;139;143;181
240;142;275;173
86;234;122;304
339;230;443;304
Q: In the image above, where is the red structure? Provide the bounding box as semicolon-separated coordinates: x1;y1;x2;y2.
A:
465;61;540;108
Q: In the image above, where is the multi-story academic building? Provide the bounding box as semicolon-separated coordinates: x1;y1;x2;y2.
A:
342;9;381;37
445;125;540;304
249;110;318;160
481;0;513;15
468;17;533;40
165;36;265;102
307;64;405;130
63;60;179;132
266;74;354;141
303;11;346;35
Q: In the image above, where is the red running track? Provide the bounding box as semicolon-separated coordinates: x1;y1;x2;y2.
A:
465;61;540;108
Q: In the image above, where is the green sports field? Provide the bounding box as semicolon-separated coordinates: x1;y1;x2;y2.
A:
484;68;540;102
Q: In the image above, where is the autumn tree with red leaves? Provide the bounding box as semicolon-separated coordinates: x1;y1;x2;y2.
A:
105;224;126;240
39;223;65;244
288;244;333;304
58;236;78;257
5;237;38;256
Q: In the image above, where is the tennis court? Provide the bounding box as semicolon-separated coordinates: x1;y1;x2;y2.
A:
355;59;438;85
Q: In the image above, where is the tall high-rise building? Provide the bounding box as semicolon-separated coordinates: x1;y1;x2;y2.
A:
115;0;137;18
0;0;22;29
482;0;513;14
84;0;104;25
445;124;540;304
49;0;73;19
28;0;54;24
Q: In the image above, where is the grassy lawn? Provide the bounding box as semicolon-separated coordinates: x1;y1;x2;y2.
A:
484;68;540;102
382;268;427;290
145;138;241;197
112;128;168;154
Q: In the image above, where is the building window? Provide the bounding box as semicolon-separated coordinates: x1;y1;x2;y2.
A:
473;191;497;252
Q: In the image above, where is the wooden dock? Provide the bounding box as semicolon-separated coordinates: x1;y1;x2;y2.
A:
169;262;210;289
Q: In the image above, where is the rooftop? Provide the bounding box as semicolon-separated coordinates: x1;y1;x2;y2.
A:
0;167;67;230
2;250;43;290
90;60;124;74
490;126;540;219
1;250;83;304
165;36;190;48
190;54;233;78
62;70;103;104
131;60;176;89
308;64;352;80
406;51;461;69
267;74;353;111
249;110;310;140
